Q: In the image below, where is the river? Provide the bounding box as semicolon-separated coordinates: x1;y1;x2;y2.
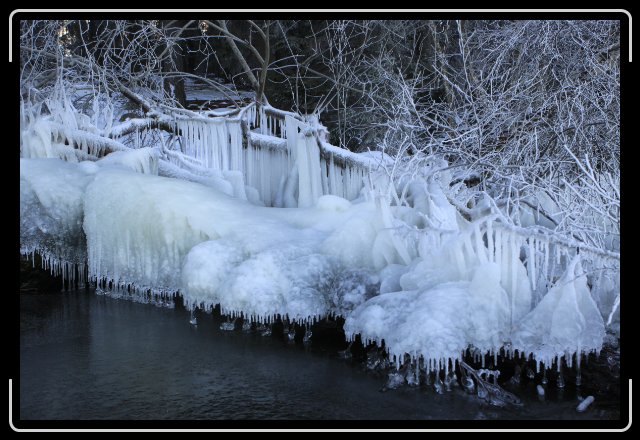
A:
19;290;622;423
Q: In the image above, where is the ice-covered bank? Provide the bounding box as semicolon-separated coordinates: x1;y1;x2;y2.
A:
20;154;618;377
19;94;619;386
84;164;381;319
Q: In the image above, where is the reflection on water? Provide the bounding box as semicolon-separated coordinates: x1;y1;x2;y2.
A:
19;291;621;421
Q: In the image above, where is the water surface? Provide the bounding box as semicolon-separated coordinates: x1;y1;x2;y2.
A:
19;291;621;422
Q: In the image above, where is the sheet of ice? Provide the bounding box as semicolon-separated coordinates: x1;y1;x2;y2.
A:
176;117;297;207
176;118;244;172
320;155;368;202
286;115;322;208
244;139;292;207
175;110;373;208
19;109;612;367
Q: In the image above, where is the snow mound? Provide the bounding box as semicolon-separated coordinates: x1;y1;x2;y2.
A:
97;147;159;174
345;263;510;367
210;245;334;320
182;238;379;321
316;194;351;212
83;168;225;292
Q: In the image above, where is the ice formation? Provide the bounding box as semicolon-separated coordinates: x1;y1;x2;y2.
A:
512;255;605;368
345;262;511;369
84;167;248;293
20;158;97;284
576;396;595;412
19;100;618;381
171;108;371;208
96;147;159;175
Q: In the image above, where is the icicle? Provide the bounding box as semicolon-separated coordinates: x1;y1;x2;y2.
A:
260;107;267;135
487;221;494;263
510;232;517;325
542;239;549;294
473;224;487;263
495;228;503;278
528;237;536;291
574;395;594;412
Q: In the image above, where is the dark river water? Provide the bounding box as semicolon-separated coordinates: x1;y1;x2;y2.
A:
18;291;623;424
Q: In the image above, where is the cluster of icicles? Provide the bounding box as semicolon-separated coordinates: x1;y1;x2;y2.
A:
79;215;613;384
173;105;368;207
455;217;618;309
21;249;87;289
343;215;617;384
